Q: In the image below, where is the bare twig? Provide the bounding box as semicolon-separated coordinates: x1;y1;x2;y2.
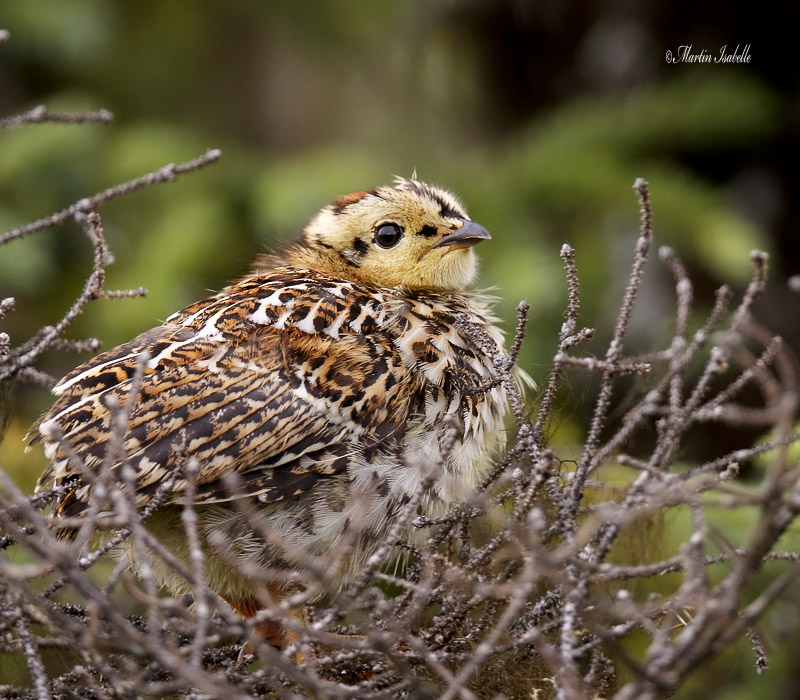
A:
0;148;221;246
0;106;114;129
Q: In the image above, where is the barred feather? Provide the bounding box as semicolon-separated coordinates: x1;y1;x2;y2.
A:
33;179;515;617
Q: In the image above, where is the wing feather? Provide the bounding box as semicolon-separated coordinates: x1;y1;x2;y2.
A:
35;271;415;518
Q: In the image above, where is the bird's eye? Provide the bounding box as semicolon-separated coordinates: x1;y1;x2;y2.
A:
374;223;404;249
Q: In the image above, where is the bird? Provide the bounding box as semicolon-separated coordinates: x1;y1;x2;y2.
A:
33;178;517;651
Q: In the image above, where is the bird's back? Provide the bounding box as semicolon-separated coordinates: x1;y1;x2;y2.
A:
35;267;506;526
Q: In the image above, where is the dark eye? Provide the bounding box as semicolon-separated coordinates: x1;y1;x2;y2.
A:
374;223;404;249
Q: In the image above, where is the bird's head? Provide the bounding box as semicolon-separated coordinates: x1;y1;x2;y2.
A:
276;178;490;292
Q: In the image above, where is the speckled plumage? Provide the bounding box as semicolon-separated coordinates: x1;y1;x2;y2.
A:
34;178;516;646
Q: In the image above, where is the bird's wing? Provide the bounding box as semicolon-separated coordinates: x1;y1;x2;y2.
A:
35;269;413;516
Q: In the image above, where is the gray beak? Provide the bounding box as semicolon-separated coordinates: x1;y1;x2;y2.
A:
431;220;492;250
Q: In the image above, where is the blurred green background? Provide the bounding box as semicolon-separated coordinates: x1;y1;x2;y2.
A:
1;1;798;695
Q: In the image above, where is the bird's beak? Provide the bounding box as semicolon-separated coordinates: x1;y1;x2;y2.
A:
432;220;492;250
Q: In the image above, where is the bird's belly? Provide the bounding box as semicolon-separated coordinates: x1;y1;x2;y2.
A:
124;413;505;603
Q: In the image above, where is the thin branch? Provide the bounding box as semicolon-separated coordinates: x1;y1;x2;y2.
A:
568;178;653;518
0;148;222;245
0;106;114;129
